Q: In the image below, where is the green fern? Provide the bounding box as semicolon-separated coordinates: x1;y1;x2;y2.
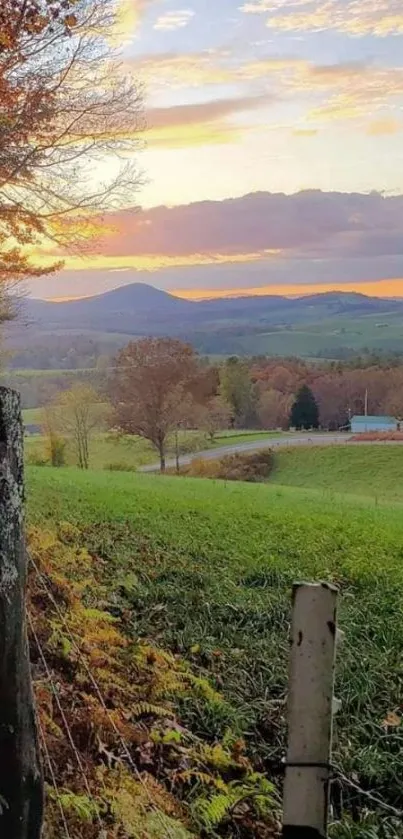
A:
194;792;236;829
192;772;278;832
131;701;174;718
177;769;228;791
49;789;100;823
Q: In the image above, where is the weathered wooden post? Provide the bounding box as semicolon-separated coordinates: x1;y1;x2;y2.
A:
282;582;339;839
0;388;43;838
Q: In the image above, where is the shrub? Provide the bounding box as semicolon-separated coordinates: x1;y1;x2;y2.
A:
26;451;49;467
46;433;67;467
217;450;274;482
186;450;274;482
185;458;221;479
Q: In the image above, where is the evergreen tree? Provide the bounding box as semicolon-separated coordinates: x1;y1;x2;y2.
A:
290;385;319;430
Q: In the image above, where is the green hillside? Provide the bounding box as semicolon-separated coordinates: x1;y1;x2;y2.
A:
235;312;403;358
271;444;403;501
27;466;403;837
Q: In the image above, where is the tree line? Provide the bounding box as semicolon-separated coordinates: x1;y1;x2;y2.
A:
38;338;403;472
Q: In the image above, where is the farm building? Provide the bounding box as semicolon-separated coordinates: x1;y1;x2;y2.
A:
350;415;398;434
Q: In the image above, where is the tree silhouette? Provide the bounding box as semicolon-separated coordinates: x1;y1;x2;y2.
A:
290;385;319;430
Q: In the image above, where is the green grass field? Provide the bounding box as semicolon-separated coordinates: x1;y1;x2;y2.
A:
236;311;403;357
25;429;277;469
271;444;403;502
25;431;162;469
27;465;403;836
23;407;43;425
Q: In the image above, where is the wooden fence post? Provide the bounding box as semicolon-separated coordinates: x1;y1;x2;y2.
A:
282;582;338;839
0;387;43;839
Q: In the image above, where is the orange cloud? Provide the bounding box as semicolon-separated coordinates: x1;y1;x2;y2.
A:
132;51;308;89
302;63;403;122
134;51;403;129
34;251;281;274
366;117;401;135
146;123;243;149
292;128;318;136
131;51;233;88
145;94;272;148
30;191;403;299
257;1;403;37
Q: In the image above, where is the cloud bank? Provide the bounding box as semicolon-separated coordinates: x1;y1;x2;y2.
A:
87;190;403;262
32;190;403;299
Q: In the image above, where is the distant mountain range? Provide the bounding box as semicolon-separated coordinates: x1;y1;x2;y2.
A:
22;283;403;330
7;283;403;367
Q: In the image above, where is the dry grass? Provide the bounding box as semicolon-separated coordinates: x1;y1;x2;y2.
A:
350;432;403;442
181;450;274;482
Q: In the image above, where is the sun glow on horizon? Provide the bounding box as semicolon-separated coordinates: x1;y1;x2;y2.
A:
173;279;403;300
40;277;403;303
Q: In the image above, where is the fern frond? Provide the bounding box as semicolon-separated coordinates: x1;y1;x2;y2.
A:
193;792;235;828
177;770;228;792
131;702;174;718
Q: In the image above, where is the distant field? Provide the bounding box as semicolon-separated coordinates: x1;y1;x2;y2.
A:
27;467;403;834
23;407;43;425
235;311;403;357
271;444;403;502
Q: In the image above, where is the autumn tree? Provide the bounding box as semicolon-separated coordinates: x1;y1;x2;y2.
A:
199;395;232;442
0;0;142;318
49;384;105;468
110;338;199;472
41;405;67;466
290;384;319;430
220;357;256;428
257;389;292;430
171;391;198;472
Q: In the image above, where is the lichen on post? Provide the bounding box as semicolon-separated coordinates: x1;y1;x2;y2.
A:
0;387;43;839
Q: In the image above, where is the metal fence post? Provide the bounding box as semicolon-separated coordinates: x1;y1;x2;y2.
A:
282;582;339;839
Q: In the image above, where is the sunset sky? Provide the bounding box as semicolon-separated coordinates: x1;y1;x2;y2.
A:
33;0;403;299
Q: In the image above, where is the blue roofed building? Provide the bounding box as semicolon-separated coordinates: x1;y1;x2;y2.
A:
350;415;398;434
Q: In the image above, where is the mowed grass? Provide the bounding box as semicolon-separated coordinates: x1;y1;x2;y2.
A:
271;444;403;502
27;467;403;831
25;432;159;469
25;429;277;470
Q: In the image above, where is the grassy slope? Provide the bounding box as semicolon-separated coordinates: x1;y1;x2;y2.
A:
27;467;403;835
271;444;403;501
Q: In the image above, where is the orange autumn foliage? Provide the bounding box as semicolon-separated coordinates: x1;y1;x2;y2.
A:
0;0;142;317
27;526;279;838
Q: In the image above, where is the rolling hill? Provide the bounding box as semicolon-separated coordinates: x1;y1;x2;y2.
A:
7;283;403;366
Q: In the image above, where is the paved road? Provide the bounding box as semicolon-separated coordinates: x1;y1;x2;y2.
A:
140;433;352;473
